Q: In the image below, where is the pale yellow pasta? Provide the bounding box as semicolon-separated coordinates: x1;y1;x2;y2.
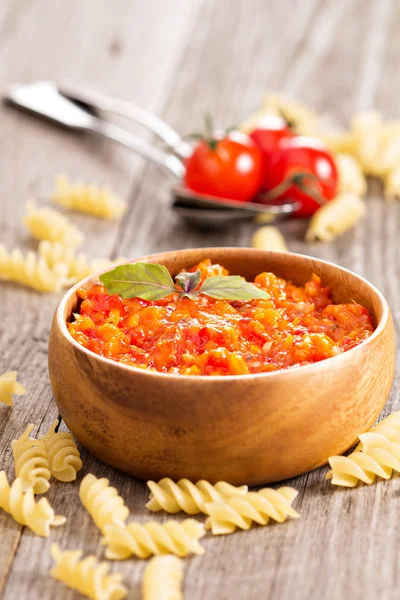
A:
384;167;400;200
240;93;318;136
320;130;356;155
0;371;26;406
204;486;299;535
50;544;127;600
251;226;289;253
348;112;400;178
80;474;129;534
24;199;84;247
40;419;82;482
327;410;400;487
146;478;248;515
102;519;206;560
12;424;51;494
306;192;365;242
143;555;184;600
362;411;400;441
0;244;69;293
38;241;127;284
0;471;65;536
336;153;367;197
52;174;126;220
350;111;383;176
326;444;397;487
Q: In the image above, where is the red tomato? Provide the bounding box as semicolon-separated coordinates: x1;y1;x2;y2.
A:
263;137;338;217
249;115;295;177
185;131;263;202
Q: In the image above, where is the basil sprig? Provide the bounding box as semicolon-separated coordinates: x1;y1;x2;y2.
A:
99;262;269;302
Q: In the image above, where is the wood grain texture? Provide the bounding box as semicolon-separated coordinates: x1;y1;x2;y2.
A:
0;0;399;598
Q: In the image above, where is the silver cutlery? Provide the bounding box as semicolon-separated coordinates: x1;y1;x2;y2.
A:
3;80;299;225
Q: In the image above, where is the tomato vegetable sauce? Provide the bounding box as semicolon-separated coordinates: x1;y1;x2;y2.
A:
68;260;374;376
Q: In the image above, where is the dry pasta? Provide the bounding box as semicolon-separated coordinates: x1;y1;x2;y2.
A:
0;471;66;536
240;93;318;136
306;192;365;242
321;130;357;155
326;410;400;487
80;474;130;534
40;419;82;482
24;199;84;247
251;226;289;253
336;153;367;197
38;240;127;284
102;519;206;560
384;167;400;200
143;555;184;600
205;486;299;535
0;244;69;293
322;112;400;199
350;112;400;177
0;371;26;406
52;174;126;220
349;111;383;176
146;477;248;515
12;424;51;494
50;544;127;600
326;444;397;487
359;411;400;442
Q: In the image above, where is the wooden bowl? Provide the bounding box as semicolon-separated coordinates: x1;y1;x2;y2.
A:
48;248;395;486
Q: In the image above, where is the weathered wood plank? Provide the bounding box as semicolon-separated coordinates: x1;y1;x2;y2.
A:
1;0;400;598
111;1;400;599
0;0;203;595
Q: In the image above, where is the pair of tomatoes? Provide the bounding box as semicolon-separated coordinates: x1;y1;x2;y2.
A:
184;116;338;217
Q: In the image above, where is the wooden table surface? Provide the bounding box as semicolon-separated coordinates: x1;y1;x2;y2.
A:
1;1;399;598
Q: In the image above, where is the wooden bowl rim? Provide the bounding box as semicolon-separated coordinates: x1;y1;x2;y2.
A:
54;247;391;384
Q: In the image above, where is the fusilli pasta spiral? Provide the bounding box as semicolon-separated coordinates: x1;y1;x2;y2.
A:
0;244;69;292
0;471;66;536
361;411;400;442
326;410;400;487
24;199;84;247
0;371;26;406
12;424;51;494
102;519;206;560
143;555;183;600
251;226;289;253
306;192;365;242
38;241;126;285
384;166;400;200
342;112;400;179
146;477;248;515
80;474;130;534
52;174;126;220
40;419;82;482
50;544;127;600
205;486;299;535
240;94;318;136
336;153;367;197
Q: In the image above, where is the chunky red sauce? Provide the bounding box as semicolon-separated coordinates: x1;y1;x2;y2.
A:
68;260;375;376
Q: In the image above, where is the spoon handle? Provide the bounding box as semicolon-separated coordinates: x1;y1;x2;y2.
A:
58;82;193;159
88;117;186;179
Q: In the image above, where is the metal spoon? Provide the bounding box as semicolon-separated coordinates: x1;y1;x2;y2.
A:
57;80;193;159
4;80;185;177
3;80;299;223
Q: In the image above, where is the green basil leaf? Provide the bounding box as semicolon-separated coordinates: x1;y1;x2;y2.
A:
175;270;202;293
100;263;176;300
200;275;270;301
